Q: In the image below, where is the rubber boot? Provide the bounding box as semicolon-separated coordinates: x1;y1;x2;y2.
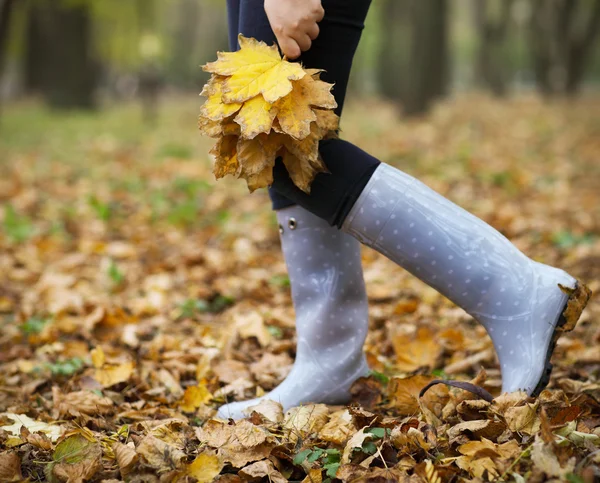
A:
217;205;370;420
342;163;587;396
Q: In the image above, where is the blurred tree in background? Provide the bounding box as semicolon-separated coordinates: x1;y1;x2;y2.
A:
1;0;599;116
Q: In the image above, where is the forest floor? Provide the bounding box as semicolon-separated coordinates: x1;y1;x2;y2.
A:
0;94;599;482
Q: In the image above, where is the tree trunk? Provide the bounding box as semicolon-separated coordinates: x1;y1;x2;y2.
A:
529;0;600;96
377;0;409;101
0;0;15;77
24;0;98;109
565;0;600;94
474;0;514;97
403;0;449;116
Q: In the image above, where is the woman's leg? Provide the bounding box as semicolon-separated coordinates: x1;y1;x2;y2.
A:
235;0;376;213
217;0;374;420
225;0;240;51
242;2;588;397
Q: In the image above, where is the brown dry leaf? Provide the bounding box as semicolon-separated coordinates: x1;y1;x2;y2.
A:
235;311;272;347
0;451;22;482
233;419;269;447
248;352;293;388
146;420;187;449
281;148;328;194
392;326;442;372
136;434;186;472
283;123;320;163
490;391;529;414
458;437;521;459
220;442;274;469
447;419;507;442
390;426;432;452
179;384;213;413
314;109;339;133
531;435;576;479
456;399;491;421
504;400;541;435
319;409;355;445
336;464;368;482
455;454;498;481
196;419;275;468
557;282;592;332
52;434;103;483
112;442;138;478
20;425;53;450
301;468;323;483
211;135;240;179
198;115;223;138
236;137;275;192
239;459;287;483
387;374;449;417
283;404;330;444
94;360;134;388
456;438;521;478
187;451;224;483
53;387;114;417
273;70;337;140
196;419;234;447
245;399;284;423
215;359;253;385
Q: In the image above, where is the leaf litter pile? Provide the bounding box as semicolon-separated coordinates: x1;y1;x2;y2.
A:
1;94;600;482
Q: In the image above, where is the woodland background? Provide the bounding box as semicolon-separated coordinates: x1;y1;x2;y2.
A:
1;0;600;482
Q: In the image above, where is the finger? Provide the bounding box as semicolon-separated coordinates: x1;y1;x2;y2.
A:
278;35;301;59
307;22;320;41
295;33;312;52
314;3;325;22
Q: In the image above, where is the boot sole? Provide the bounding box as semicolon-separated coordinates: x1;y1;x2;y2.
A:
530;280;592;397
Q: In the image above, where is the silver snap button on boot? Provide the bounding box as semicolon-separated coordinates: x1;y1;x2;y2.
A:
288;217;297;230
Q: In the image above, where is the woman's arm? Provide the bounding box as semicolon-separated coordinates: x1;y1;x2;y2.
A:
264;0;324;59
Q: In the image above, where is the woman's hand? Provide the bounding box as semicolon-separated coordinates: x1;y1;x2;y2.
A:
264;0;324;60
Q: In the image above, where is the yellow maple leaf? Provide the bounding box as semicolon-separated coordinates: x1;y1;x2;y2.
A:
187;452;223;483
200;76;242;121
210;135;239;179
314;109;339;133
237;137;278;192
392;326;442;372
283;123;320;163
234;95;278;139
199;36;341;193
204;35;306;104
198;116;222;138
300;69;337;109
281;147;328;194
179;384;213;413
95;361;134;388
275;71;337;140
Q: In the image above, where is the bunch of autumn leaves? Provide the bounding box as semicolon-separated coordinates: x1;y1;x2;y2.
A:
198;35;339;193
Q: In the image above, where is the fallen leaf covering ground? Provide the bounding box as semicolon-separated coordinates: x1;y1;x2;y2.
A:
0;94;599;482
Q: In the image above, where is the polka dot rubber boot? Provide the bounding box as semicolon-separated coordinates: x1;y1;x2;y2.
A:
216;205;370;420
342;163;585;396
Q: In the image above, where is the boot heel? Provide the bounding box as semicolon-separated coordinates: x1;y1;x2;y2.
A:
531;280;592;397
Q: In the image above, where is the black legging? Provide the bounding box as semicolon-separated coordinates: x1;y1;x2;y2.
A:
226;0;379;228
